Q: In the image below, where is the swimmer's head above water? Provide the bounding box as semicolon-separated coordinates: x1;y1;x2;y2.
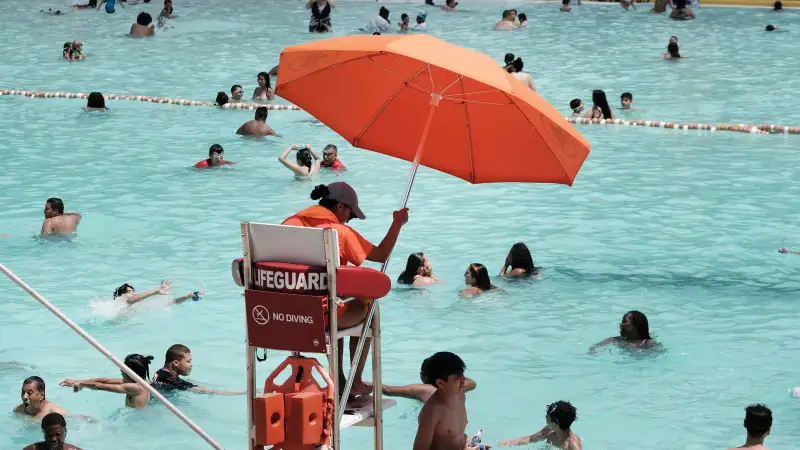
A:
506;242;535;274
296;147;313;170
420;351;466;393
744;404;772;439
619;310;651;340
620;92;632;109
667;42;681;58
21;376;46;411
40;412;68;448
113;283;134;298
44;198;65;218
257;72;271;89
86;91;106;110
310;181;366;222
398;252;432;284
164;344;193;376
208;144;224;161
215;91;229;106
774;0;782;10
122;354;154;382
231;85;243;101
379;6;390;20
766;24;776;31
137;11;153;26
255;106;268;122
322;144;338;165
465;263;492;291
546;401;577;432
570;98;584;114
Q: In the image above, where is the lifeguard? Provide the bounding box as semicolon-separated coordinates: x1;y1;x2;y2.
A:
282;182;408;398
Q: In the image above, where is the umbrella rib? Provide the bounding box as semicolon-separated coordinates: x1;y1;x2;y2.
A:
458;76;476;183
442;88;505;98
437;75;463;97
443;98;511;106
505;94;570;184
353;82;409;146
369;57;432;94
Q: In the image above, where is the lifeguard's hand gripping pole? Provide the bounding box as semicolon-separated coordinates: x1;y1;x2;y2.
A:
237;224;392;450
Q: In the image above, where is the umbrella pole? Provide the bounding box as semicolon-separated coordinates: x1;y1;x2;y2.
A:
338;94;442;450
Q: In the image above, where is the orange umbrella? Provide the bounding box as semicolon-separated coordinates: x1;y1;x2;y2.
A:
275;34;590;194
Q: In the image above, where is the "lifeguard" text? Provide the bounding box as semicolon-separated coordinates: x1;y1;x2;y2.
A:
254;269;328;292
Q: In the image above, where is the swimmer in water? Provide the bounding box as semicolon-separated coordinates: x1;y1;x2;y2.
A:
113;281;205;306
441;0;457;12
41;198;81;237
584;90;614;120
13;377;70;419
130;12;155;37
411;12;427;31
727;404;772;450
321;144;346;170
230;84;244;102
215;92;229;106
60;354;154;409
619;92;637;110
570;99;584;117
413;352;484;450
253;72;275;101
510;58;535;91
152;344;244;395
502;53;514;72
495;10;519;30
774;0;782;10
498;401;582;450
368;354;474;402
663;42;684;59
588;310;659;353
97;0;123;13
500;242;535;277
279;144;322;178
399;13;410;31
69;41;85;60
460;263;496;297
620;0;636;10
84;92;108;111
560;0;572;12
518;13;528;27
194;144;236;168
397;252;440;286
23;412;83;450
63;42;72;60
669;0;695;20
236;106;279;137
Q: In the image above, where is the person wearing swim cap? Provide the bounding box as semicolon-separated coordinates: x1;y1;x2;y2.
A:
282;182;409;402
195;144;236;168
60;354;154;409
23;412;83;450
412;12;427;31
96;0;123;13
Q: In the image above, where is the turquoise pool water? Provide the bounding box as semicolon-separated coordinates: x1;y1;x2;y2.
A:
3;0;800;449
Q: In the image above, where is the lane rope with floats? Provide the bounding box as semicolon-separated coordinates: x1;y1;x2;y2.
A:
3;89;800;135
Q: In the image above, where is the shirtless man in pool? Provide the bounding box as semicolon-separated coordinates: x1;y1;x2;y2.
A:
41;198;81;237
13;376;70;419
236;106;279;137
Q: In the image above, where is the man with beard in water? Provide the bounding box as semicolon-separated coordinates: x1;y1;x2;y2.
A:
23;412;83;450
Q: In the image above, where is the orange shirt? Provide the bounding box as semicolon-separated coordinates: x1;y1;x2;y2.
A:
282;205;375;266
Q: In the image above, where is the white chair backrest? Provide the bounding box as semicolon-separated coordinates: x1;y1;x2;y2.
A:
244;222;340;267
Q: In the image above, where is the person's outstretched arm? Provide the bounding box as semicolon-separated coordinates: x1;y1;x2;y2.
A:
170;290;205;306
366;208;409;263
126;280;172;305
498;427;549;446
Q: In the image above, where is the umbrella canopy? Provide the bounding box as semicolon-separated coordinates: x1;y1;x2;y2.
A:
275;34;590;186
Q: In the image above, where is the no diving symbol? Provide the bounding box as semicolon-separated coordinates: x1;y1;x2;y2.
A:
252;305;270;325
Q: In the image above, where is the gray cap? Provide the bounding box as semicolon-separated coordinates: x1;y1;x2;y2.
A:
326;182;366;220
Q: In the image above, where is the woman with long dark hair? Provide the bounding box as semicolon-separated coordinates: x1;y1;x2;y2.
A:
278;144;321;178
397;252;439;286
589;310;660;353
584;90;613;120
500;242;535;277
460;263;495;297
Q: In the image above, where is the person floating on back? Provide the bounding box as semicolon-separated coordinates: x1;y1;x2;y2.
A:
60;354;154;409
195;144;236;168
413;352;486;450
41;198;81;237
727;404;772;450
236;106;279;136
152;344;244;395
498;401;582;450
14;376;70;419
23;412;83;450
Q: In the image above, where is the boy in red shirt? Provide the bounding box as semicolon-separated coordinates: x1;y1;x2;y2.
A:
194;144;236;168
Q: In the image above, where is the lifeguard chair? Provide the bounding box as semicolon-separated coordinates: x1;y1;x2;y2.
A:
232;222;396;450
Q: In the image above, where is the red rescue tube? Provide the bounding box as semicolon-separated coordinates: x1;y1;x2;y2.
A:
231;259;391;300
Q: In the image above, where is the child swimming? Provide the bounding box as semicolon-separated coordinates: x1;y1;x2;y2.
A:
498;401;582;450
60;354;154;408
